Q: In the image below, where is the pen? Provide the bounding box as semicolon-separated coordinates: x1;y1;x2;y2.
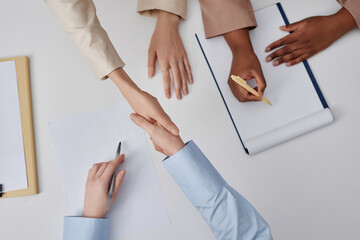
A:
106;142;121;211
231;75;272;105
0;184;3;198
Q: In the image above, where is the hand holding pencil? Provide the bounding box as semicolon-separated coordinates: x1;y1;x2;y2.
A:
231;75;272;105
82;155;126;218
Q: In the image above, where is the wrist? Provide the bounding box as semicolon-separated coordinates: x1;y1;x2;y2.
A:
157;10;180;28
224;28;254;54
329;7;357;37
109;68;142;98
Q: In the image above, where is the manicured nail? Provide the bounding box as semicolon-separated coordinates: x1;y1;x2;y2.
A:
266;47;271;52
273;61;279;66
266;56;272;62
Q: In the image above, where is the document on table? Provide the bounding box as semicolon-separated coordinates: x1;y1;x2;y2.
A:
49;102;169;239
196;3;334;155
0;61;28;192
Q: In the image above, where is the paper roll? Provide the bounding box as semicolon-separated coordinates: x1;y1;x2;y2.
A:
245;108;334;155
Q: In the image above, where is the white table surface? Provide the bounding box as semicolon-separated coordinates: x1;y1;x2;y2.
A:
1;0;360;239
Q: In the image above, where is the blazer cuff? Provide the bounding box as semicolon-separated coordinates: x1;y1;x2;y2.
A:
137;0;187;20
337;0;360;29
199;0;257;38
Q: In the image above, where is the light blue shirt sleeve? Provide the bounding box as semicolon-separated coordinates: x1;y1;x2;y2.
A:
162;141;273;240
63;216;109;240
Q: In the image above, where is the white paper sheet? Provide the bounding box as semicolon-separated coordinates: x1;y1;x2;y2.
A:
0;61;28;192
196;4;334;154
48;102;169;239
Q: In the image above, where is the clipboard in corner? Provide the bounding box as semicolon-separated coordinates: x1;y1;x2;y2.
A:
0;56;38;198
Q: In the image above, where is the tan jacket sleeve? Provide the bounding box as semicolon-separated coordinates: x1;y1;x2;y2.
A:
137;0;187;20
45;0;125;80
338;0;360;29
199;0;257;38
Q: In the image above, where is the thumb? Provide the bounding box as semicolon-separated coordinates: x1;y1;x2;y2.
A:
157;111;179;136
130;113;155;135
280;21;301;32
148;50;156;78
112;170;126;205
252;70;267;97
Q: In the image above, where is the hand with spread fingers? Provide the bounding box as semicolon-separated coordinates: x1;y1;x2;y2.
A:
83;155;126;218
148;10;193;100
265;7;357;67
130;113;185;156
224;29;266;102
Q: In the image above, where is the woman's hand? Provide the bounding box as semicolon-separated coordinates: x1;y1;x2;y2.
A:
224;29;266;102
265;7;357;67
148;10;193;100
109;68;179;135
130;113;185;156
83;155;126;218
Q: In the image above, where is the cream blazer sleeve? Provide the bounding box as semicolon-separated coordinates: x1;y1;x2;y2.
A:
338;0;360;29
45;0;125;80
137;0;256;39
137;0;187;20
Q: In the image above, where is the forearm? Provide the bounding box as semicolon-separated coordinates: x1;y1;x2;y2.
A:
108;68;142;101
329;7;357;37
224;28;254;55
162;141;272;239
156;10;180;29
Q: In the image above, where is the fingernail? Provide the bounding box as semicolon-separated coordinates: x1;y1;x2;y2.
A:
266;47;271;52
177;95;182;100
184;89;188;95
266;56;272;62
120;170;126;176
273;61;279;66
286;62;291;66
171;128;178;135
166;93;170;98
130;114;136;120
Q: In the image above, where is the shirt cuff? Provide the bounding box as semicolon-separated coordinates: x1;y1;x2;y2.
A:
337;0;360;29
162;140;225;205
137;0;187;20
63;216;109;240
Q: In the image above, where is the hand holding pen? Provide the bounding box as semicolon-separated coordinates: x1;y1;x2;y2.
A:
82;147;126;218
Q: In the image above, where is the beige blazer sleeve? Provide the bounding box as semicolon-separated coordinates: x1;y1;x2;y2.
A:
45;0;125;80
338;0;360;29
199;0;257;38
137;0;187;20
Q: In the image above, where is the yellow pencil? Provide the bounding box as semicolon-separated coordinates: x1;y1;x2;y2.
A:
230;75;272;105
